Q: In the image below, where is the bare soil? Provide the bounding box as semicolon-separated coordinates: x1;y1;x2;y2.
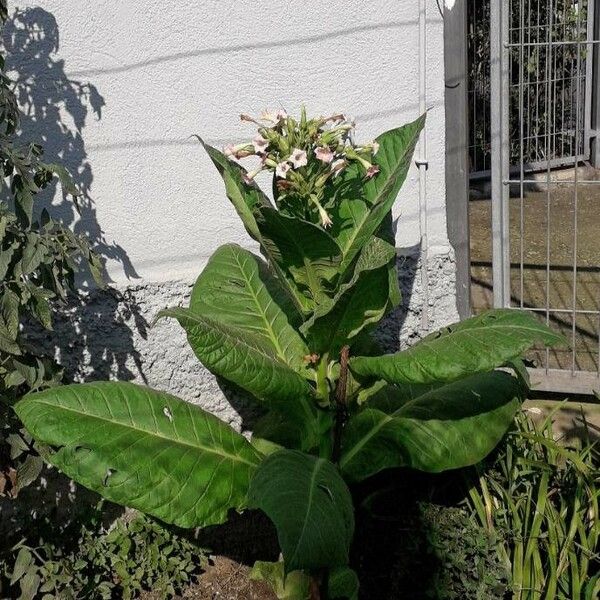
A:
470;171;600;373
141;556;277;600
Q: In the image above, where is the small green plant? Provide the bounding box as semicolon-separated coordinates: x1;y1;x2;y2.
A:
3;510;207;599
466;408;600;600
14;109;564;598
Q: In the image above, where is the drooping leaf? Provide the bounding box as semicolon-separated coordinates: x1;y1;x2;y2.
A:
357;379;439;413
15;382;262;528
248;449;354;573
159;308;318;439
188;244;307;372
255;208;342;308
330;115;425;273
340;371;523;482
250;560;311;600
350;309;565;385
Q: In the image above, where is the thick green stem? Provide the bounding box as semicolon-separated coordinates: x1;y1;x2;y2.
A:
331;345;350;464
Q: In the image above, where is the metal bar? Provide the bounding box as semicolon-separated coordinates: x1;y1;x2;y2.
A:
504;38;600;46
444;0;471;320
544;0;554;374
491;0;511;307
519;0;525;309
418;0;429;330
527;367;600;395
572;7;582;375
592;0;600;166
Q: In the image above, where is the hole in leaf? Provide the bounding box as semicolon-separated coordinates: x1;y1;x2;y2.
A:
163;407;173;422
103;468;116;486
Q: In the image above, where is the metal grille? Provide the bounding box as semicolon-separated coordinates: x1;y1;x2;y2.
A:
470;0;593;175
491;0;600;394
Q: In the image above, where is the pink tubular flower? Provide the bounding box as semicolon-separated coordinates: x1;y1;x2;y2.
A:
366;164;380;179
252;134;269;153
223;144;235;156
276;109;288;122
242;166;262;184
314;146;334;164
276;161;291;179
289;148;308;169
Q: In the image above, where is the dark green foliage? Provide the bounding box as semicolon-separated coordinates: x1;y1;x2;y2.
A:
420;504;510;600
2;511;208;600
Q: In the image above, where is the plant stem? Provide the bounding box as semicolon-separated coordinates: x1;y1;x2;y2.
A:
332;345;350;464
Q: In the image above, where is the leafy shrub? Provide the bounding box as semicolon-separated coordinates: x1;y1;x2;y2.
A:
14;108;564;598
466;409;600;599
2;510;207;600
420;503;510;599
0;0;102;497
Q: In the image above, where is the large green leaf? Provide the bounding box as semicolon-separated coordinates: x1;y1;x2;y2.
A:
198;138;272;240
350;309;565;385
189;244;307;372
300;235;397;354
255;208;342;308
159;307;316;426
330;115;425;273
340;371;523;482
248;449;354;573
199;140;305;311
15;382;262;527
303;266;390;356
250;560;311;600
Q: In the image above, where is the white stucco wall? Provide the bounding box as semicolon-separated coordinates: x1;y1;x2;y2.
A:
7;1;457;418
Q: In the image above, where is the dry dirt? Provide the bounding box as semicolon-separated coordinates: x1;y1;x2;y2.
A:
141;556;277;600
470;171;600;373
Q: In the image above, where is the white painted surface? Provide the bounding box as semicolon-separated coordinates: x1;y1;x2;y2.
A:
9;0;448;285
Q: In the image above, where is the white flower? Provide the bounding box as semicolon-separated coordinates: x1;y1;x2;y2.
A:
371;141;380;155
330;158;347;175
289;148;308;169
260;109;279;124
242;166;262;184
317;205;333;229
314;146;334;164
252;134;269;153
276;161;291;179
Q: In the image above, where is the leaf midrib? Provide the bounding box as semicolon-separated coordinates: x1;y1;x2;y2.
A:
27;398;260;468
287;457;325;567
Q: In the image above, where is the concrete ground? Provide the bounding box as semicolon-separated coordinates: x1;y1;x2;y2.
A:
469;167;600;376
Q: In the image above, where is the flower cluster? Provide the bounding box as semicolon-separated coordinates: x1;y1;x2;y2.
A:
223;108;380;229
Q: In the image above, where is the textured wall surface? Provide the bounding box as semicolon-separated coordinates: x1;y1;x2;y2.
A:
7;0;458;421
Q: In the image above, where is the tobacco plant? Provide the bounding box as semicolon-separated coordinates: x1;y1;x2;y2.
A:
15;110;564;598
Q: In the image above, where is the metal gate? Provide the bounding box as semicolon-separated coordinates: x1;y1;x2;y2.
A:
490;0;600;394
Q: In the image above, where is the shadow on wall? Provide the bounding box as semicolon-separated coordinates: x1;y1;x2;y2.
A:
3;6;138;283
3;7;148;385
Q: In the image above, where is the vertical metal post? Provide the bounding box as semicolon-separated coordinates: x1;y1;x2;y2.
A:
490;0;511;307
444;0;471;319
591;0;600;167
418;0;429;330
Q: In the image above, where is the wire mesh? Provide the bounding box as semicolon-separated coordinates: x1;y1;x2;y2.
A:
469;0;591;175
493;0;600;392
